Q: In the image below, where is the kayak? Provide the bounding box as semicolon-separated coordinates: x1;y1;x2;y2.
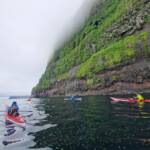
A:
64;97;82;101
110;97;150;103
27;98;32;101
5;113;26;128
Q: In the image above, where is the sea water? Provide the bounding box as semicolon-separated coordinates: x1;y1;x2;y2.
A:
0;95;150;150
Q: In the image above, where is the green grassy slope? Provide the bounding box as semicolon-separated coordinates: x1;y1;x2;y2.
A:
32;0;150;94
77;32;149;78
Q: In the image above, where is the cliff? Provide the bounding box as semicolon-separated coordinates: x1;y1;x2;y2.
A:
32;0;150;97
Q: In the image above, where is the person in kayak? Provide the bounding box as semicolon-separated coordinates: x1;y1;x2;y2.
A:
136;94;144;102
8;101;19;116
70;96;75;100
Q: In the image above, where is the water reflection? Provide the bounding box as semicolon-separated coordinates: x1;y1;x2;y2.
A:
1;96;150;149
3;125;25;146
137;100;144;109
0;98;55;150
111;98;150;119
30;96;150;150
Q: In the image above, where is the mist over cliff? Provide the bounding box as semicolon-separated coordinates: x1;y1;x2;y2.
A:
32;0;150;97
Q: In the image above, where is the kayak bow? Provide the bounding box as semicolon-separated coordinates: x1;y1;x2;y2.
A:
5;113;26;128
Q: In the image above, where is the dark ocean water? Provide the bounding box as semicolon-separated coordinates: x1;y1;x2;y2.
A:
1;95;150;150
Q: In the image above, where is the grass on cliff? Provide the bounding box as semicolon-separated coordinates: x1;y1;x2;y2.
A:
76;32;149;78
32;0;148;93
48;0;138;77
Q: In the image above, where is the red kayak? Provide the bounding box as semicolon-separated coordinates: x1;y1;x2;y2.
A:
110;97;150;103
27;98;32;101
5;113;26;128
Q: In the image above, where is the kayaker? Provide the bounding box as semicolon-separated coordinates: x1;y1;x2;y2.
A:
70;96;75;100
8;101;19;116
136;94;144;102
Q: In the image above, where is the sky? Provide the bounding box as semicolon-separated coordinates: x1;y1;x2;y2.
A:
0;0;94;96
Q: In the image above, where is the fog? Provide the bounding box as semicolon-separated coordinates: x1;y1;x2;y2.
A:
0;0;96;96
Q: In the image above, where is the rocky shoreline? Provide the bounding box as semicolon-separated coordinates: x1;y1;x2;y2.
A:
32;0;150;98
32;59;150;97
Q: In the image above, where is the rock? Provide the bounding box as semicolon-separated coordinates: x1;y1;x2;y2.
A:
47;89;58;96
85;43;97;53
134;40;145;56
103;2;149;38
144;0;150;3
136;14;144;30
79;83;88;92
69;66;79;79
126;27;136;35
148;33;150;55
118;25;133;36
91;44;96;52
106;24;119;32
121;73;137;83
136;76;143;83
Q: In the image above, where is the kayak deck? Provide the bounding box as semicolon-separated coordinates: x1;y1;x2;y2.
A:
5;113;26;128
110;97;150;103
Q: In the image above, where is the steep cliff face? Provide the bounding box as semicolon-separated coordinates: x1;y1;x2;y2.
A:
32;0;150;97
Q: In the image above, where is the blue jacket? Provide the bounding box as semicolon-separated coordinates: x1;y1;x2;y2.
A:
10;102;19;112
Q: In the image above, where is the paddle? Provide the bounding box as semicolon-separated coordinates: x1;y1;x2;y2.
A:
23;113;33;117
0;110;33;112
25;122;34;126
3;140;21;146
20;110;33;112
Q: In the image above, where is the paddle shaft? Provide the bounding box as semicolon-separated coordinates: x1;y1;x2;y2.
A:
0;110;32;112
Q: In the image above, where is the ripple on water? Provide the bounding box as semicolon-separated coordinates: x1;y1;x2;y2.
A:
0;98;55;150
1;96;150;150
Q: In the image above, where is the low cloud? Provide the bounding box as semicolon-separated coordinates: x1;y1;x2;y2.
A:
0;0;96;96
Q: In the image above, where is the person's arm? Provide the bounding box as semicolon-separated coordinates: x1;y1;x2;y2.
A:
16;105;19;111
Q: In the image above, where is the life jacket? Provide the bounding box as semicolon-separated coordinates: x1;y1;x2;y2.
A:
8;102;19;115
136;94;144;101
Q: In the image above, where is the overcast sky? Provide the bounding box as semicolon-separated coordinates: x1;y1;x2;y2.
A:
0;0;94;96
